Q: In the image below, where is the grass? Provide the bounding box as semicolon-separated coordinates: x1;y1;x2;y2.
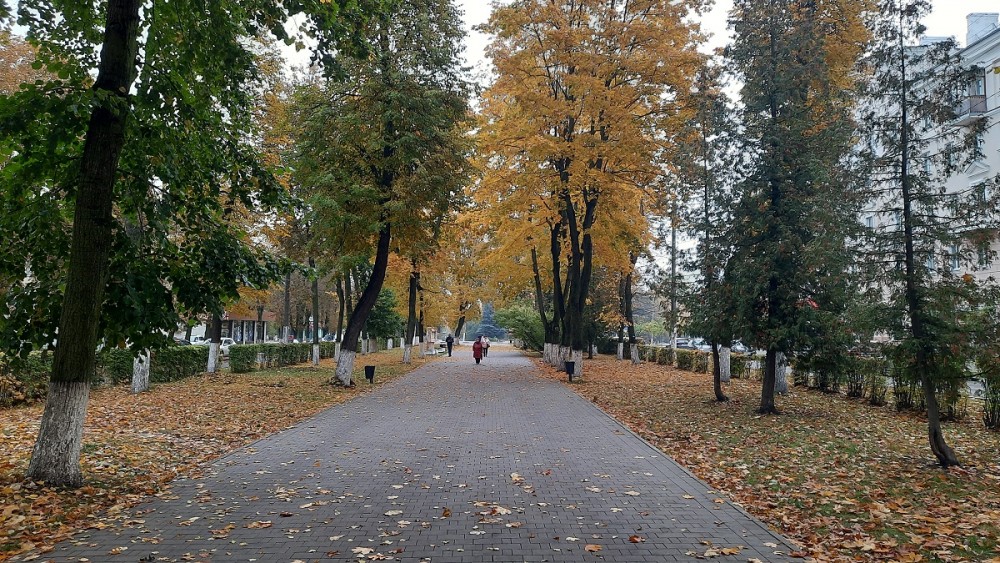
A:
540;354;1000;563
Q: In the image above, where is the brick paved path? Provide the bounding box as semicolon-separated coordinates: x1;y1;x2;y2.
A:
30;348;796;562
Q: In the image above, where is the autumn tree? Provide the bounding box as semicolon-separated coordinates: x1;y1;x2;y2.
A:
726;0;865;414
289;0;472;385
479;0;704;377
856;0;1000;466
0;0;376;487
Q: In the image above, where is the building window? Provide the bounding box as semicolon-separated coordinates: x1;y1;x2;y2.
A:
949;244;960;272
978;246;992;268
865;215;874;229
926;251;935;272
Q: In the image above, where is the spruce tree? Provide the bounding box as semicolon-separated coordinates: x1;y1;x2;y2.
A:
727;0;863;414
856;0;1000;466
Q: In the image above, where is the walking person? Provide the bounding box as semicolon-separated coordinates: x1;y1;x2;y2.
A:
472;336;484;364
482;335;490;358
445;334;454;357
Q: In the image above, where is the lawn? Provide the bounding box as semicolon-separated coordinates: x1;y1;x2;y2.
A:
0;348;436;561
541;355;1000;563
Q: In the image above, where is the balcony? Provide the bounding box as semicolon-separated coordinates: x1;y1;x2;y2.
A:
955;94;988;125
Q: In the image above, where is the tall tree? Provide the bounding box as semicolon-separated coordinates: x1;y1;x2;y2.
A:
480;0;703;377
857;0;1000;466
680;64;737;402
727;0;865;414
289;0;472;385
0;0;375;487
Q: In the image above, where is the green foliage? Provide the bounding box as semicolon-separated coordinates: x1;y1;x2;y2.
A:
0;352;51;407
367;289;404;340
495;303;544;352
730;353;750;379
229;343;315;374
0;0;378;363
656;347;673;366
692;351;709;374
675;349;695;371
150;346;209;383
96;349;134;385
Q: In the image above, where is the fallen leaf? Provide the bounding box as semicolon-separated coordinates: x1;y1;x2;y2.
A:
585;544;602;552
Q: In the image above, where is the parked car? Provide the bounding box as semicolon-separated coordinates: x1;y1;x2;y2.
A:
675;338;695;350
321;333;337;342
731;341;750;354
173;338;191;346
691;338;712;352
195;337;235;357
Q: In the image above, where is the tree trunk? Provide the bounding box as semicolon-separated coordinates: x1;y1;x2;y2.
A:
335;275;345;342
759;349;778;414
311;258;320;365
775;352;788;395
719;346;731;382
712;342;728;402
334;225;391;385
283;271;292;342
404;266;418;364
256;307;264;343
131;349;150;394
26;0;142;488
184;324;193;342
207;313;222;373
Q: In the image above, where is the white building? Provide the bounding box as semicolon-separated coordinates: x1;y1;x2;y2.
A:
949;13;1000;280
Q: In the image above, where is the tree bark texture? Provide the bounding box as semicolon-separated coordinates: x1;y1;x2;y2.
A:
131;349;150;394
719;346;731;382
311;258;320;365
335;275;345;342
206;312;222;373
759;349;778;414
712;343;728;402
28;0;142;487
334;225;391;385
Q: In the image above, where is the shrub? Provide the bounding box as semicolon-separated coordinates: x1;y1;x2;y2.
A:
693;351;709;373
0;352;52;408
96;349;134;385
675;349;695;371
983;373;1000;430
844;356;865;398
730;353;749;379
860;357;889;406
656;347;672;366
229;344;258;373
151;345;209;382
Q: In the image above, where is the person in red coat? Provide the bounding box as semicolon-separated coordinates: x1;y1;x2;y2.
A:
472;336;484;364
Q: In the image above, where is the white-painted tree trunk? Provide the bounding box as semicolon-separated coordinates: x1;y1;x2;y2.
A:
26;381;90;487
131;349;150;394
334;349;355;385
569;349;584;379
719;347;731;382
334;342;341;360
312;344;320;366
369;338;378;354
776;352;788;395
403;344;413;364
207;342;221;373
386;338;393;350
616;342;624;361
630;343;640;365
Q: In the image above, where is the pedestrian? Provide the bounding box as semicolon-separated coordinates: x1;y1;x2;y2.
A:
482;335;490;358
472;336;483;364
445;334;454;357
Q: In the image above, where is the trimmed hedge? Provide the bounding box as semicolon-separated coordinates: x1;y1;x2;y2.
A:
730;353;750;379
152;346;209;383
675;349;695;370
0;353;51;408
229;342;331;373
693;350;709;373
657;347;673;366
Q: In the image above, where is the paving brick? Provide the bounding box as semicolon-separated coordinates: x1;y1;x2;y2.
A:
20;348;797;562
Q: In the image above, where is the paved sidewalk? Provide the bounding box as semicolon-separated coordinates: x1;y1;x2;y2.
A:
28;348;796;562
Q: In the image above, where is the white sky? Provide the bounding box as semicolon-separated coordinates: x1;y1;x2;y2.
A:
457;0;1000;74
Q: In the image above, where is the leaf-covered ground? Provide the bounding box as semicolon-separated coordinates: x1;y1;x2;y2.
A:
540;355;1000;562
0;349;434;561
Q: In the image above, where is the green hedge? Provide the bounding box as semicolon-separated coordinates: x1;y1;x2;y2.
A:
730;353;750;379
656;347;673;366
675;349;695;370
229;343;320;373
152;346;209;383
693;351;709;373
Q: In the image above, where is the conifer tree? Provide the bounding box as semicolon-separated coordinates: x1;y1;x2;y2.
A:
856;0;1000;466
727;0;864;414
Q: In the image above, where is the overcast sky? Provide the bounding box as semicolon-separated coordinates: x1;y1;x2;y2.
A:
457;0;1000;75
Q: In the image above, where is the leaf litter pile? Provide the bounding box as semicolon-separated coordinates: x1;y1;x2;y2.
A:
540;355;1000;562
0;350;430;561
